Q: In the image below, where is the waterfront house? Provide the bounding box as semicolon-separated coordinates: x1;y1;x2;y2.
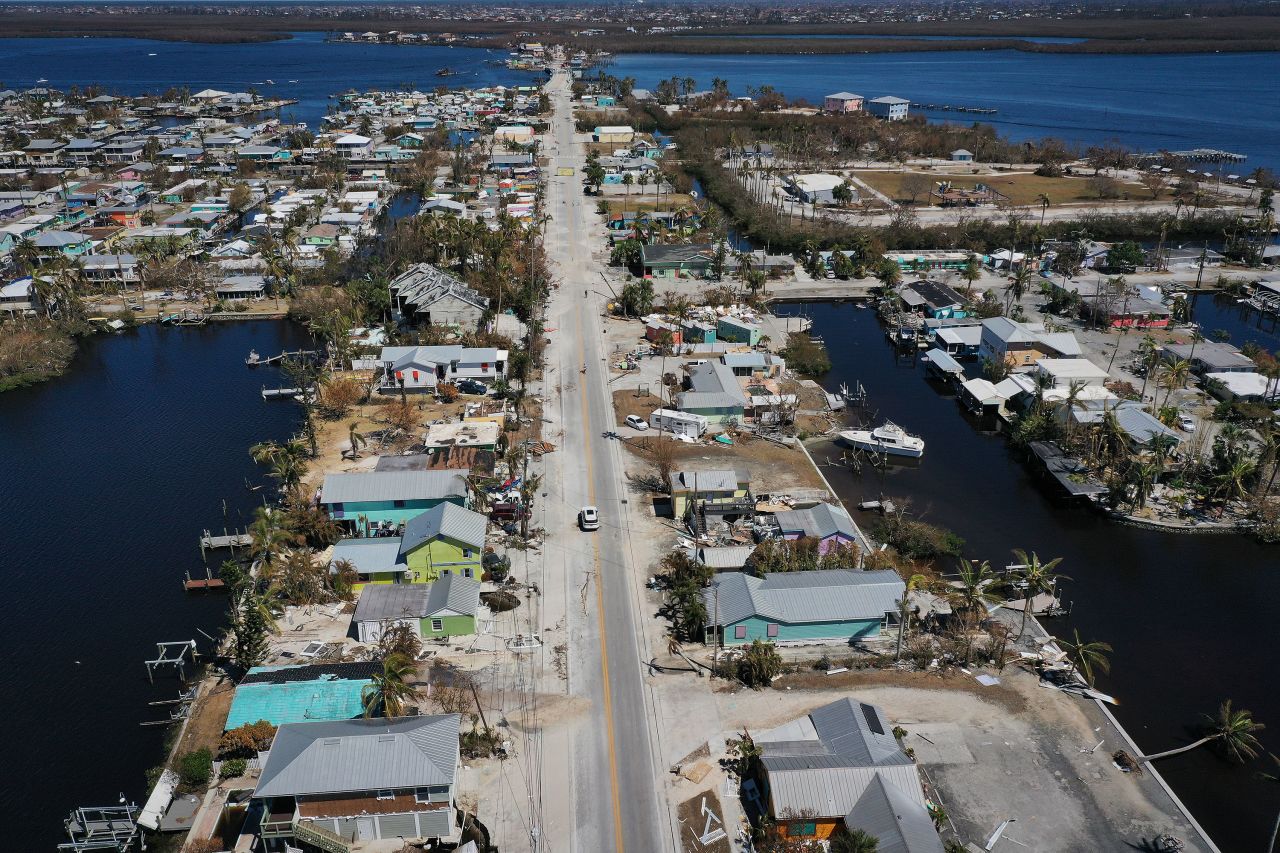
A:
773;502;861;555
641;243;716;279
703;570;904;647
329;501;486;588
216;275;268;300
753;698;940;851
824;92;865;113
933;325;982;358
676;361;748;424
671;468;751;520
81;253;140;286
866;96;910;120
320;469;469;534
979;317;1081;372
0;278;37;316
420;198;467;218
716;316;762;345
951;148;974;162
389;262;489;329
1062;400;1182;453
253;715;461;848
225;663;378;730
352;573;482;643
377;345;507;393
899;280;968;319
1203;371;1277;403
1163;341;1255;375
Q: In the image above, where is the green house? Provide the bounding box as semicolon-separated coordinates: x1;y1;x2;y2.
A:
328;502;488;590
321;469;469;535
400;502;487;583
716;316;762;345
353;574;482;643
670;468;751;520
704;570;904;647
641;243;716;279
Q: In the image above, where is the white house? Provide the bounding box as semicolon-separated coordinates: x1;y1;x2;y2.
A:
378;345;508;392
785;173;848;205
866;96;910;121
333;133;373;160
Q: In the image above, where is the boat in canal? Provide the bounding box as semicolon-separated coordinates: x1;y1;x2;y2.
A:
839;421;925;458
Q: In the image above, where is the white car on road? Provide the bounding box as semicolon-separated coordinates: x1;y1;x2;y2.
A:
625;415;649;431
1177;413;1197;432
579;506;600;531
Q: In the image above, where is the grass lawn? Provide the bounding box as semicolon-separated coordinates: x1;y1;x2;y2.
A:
854;169;1120;207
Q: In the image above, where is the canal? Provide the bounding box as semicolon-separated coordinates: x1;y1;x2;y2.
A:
778;302;1280;853
0;320;310;848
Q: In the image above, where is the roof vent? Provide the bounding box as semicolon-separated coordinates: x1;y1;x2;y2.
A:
323;738;341;746
378;735;396;743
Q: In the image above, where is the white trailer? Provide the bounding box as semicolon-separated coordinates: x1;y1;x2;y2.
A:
649;408;709;438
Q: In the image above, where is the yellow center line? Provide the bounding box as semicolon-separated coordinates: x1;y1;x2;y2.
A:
573;243;627;853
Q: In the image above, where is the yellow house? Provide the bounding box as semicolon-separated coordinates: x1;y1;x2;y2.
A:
670;468;751;520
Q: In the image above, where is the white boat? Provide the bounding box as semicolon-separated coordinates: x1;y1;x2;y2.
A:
839;422;925;458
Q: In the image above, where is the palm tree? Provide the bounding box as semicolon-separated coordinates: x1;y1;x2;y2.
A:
1036;193;1051;226
1006;265;1033;313
831;828;880;853
1011;550;1067;639
347;422;366;459
950;559;1003;616
1136;700;1264;764
362;653;419;718
1213;458;1255;508
1060;629;1111;687
330;558;358;601
248;507;299;579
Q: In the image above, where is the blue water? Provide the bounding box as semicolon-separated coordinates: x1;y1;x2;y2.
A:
0;321;310;848
0;31;527;127
611;50;1280;169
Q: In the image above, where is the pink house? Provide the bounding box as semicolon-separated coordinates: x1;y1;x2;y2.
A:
823;92;864;114
774;503;861;555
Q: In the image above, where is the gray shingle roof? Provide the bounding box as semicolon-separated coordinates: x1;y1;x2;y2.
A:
774;503;857;541
402;502;488;552
254;715;460;798
704;570;903;627
390;262;489;312
844;775;945;853
321;470;468;505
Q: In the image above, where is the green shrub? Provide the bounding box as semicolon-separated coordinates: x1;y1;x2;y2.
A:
178;747;213;788
219;757;248;780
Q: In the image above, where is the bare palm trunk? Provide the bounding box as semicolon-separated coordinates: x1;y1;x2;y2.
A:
1267;807;1280;853
1137;735;1214;763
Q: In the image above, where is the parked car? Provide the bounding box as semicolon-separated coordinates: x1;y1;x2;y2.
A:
1177;413;1197;432
456;379;488;395
578;505;599;531
625;414;649;431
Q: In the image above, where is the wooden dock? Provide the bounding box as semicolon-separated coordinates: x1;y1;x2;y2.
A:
246;348;319;367
199;528;251;559
262;387;305;400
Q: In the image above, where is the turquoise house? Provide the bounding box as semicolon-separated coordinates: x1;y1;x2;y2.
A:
716;316;762;345
321;469;469;535
225;663;378;730
703;570;903;647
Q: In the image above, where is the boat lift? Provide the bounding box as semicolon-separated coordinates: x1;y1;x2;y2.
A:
58;804;140;852
144;640;197;683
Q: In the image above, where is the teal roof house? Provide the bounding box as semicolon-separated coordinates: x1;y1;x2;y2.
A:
225;663;379;730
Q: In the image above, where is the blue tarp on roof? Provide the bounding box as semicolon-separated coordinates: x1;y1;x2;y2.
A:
225;674;370;730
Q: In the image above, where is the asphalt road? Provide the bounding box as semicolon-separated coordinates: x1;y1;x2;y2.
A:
539;68;669;853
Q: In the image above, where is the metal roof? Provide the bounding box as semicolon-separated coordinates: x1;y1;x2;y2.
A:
704;570;903;627
695;545;754;570
321;470;468;505
424;573;482;618
843;774;944;853
756;698;923;819
674;469;746;492
402;502;488;551
329;537;408;575
254;715;460;798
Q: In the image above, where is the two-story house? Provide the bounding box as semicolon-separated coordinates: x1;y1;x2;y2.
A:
320;469;469;535
388;262;490;329
378;345;507;393
670;468;752;520
253;716;462;849
328;501;488;590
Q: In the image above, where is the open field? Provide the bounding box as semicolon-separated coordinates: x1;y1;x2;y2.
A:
854;169;1114;207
